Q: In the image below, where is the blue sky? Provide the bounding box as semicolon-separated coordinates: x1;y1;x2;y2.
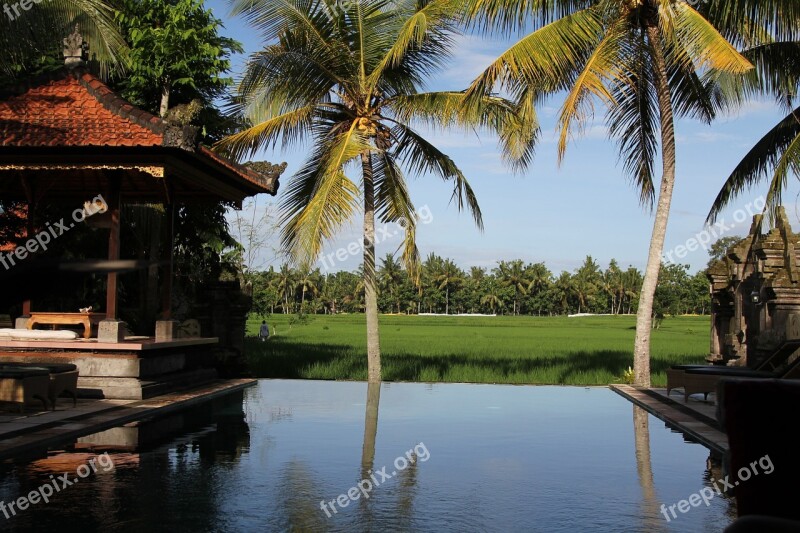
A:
208;0;797;275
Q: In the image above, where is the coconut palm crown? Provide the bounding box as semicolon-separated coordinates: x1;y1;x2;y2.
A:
218;0;536;381
463;0;753;386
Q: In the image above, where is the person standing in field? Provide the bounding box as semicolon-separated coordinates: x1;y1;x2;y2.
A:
259;320;270;342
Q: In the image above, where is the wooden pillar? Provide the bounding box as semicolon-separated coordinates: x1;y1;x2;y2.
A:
21;178;35;316
161;200;175;320
106;179;121;319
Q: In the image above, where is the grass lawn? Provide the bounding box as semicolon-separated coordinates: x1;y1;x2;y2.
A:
243;314;708;386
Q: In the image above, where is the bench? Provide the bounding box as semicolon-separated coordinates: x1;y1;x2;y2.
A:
0;363;78;409
0;367;50;412
27;312;106;339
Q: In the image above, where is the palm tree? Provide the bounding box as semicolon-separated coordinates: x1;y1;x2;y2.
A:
272;263;296;314
466;0;753;386
480;279;504;314
0;0;126;78
526;261;551;314
495;260;530;315
220;0;535;383
435;259;464;314
378;254;405;313
572;255;601;314
296;266;321;311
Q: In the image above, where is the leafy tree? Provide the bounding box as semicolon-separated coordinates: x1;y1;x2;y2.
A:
465;0;753;385
220;0;535;382
706;236;742;266
113;0;242;117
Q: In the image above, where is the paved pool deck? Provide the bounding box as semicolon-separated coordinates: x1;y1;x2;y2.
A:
0;378;256;461
611;384;729;455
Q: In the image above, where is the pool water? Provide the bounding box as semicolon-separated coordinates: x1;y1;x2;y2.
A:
0;380;735;532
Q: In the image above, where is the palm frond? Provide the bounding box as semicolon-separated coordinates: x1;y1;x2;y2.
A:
372;152;420;279
214;103;318;159
279;130;366;263
465;7;603;99
707;106;800;223
557;17;627;161
392;123;483;229
606;31;657;208
670;2;753;75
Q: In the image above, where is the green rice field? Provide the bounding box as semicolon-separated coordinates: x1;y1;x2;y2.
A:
243;314;708;386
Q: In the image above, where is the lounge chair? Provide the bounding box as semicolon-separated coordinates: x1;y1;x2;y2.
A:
666;338;800;400
0;363;78;409
0;367;50;412
678;358;800;403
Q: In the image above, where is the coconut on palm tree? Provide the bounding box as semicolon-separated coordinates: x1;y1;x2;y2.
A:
219;0;536;382
465;0;753;385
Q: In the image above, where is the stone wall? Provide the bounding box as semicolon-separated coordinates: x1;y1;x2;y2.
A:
707;208;800;367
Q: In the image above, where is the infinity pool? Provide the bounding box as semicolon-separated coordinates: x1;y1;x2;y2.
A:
0;380;734;531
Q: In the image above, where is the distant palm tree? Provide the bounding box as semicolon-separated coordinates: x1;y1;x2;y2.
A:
220;0;535;383
378;254;405;313
272;264;296;314
466;0;753;385
526;262;551;315
572;255;601;314
495;260;530;315
480;280;504;314
296;266;321;310
435;259;464;315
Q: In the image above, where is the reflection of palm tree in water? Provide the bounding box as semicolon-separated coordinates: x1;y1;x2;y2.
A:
358;382;420;530
359;381;381;527
633;406;666;532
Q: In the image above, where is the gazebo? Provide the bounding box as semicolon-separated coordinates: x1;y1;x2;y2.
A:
0;29;280;398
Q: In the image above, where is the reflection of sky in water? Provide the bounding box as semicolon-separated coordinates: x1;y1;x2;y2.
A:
0;380;734;532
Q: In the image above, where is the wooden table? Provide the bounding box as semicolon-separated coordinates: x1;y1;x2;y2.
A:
27;312;106;339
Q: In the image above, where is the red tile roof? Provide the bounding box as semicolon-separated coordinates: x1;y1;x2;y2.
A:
0;72;164;147
0;69;280;197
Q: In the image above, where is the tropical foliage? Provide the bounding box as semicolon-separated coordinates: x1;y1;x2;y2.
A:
218;0;537;381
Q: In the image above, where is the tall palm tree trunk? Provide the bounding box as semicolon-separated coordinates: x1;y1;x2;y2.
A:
362;152;381;383
633;23;677;387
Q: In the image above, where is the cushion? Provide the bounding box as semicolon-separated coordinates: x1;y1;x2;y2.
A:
0;366;50;378
0;362;77;373
0;329;79;340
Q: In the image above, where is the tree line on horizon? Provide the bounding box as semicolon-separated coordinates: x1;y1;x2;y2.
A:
249;253;712;320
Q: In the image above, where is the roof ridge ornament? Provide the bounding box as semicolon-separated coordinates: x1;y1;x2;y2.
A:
63;24;87;68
